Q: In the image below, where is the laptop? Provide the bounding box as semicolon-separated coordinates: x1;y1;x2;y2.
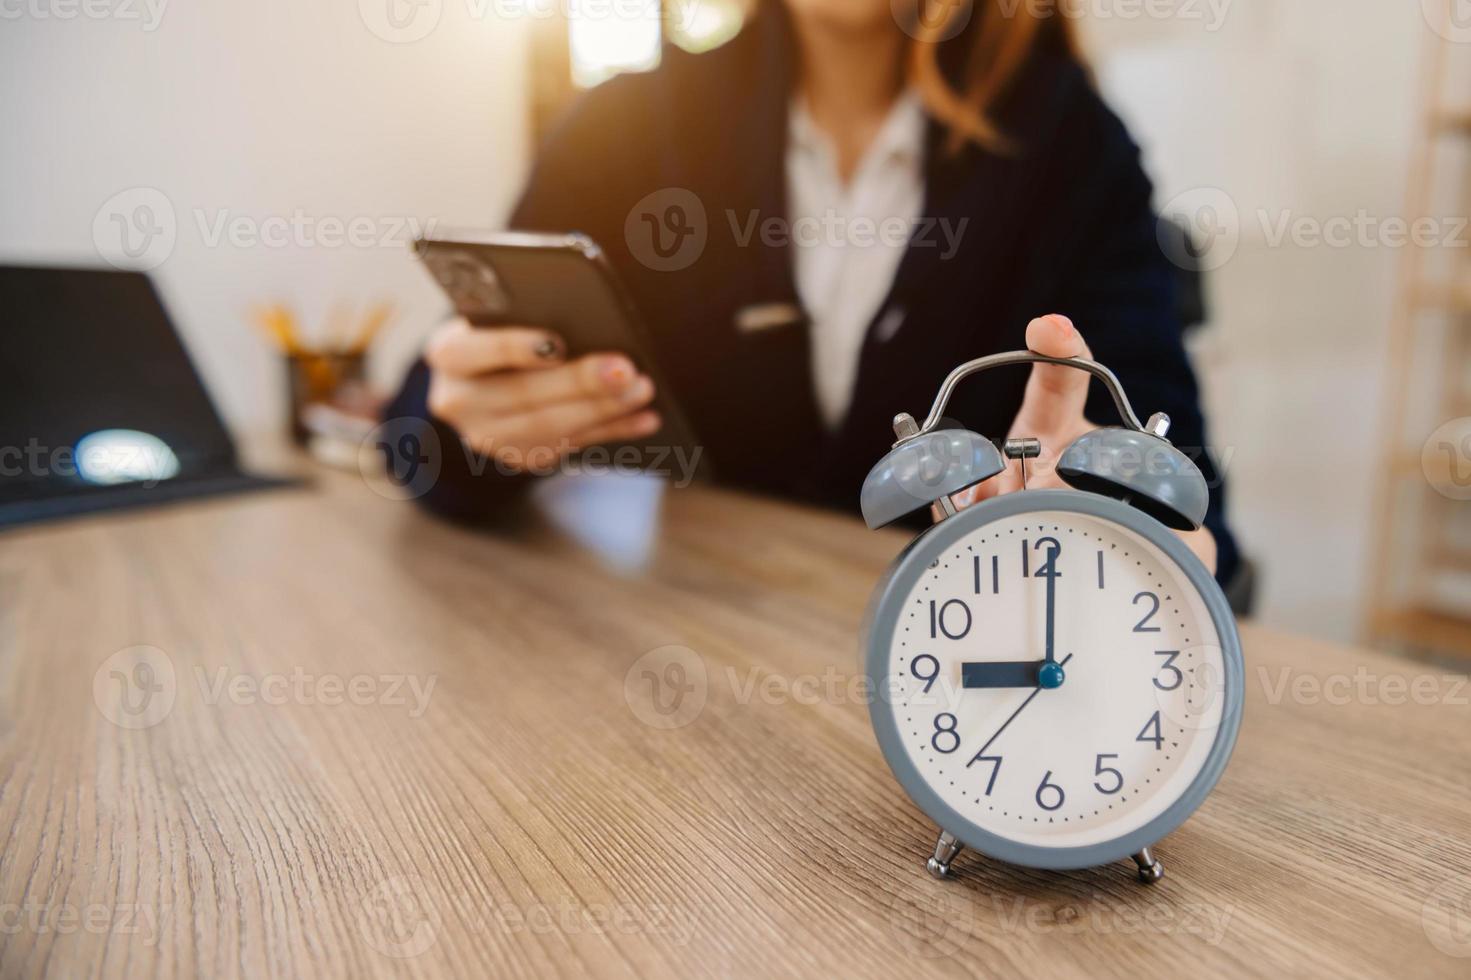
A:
0;265;300;529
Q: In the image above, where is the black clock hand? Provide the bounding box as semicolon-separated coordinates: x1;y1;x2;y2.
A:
961;661;1044;689
1043;543;1061;663
1039;544;1065;689
973;653;1073;756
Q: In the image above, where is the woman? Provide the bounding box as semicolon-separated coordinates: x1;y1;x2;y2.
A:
387;0;1238;581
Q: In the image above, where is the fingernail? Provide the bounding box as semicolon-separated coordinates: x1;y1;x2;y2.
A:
621;376;653;404
599;356;635;389
533;337;564;360
1051;314;1074;332
638;412;662;435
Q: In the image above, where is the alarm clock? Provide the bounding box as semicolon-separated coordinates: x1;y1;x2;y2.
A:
859;350;1242;883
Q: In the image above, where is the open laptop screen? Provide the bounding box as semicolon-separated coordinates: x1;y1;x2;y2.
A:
0;265;238;496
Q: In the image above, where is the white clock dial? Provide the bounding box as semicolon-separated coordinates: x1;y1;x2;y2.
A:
884;508;1226;850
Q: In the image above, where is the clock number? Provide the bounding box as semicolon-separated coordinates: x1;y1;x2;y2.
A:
929;599;972;640
1035;771;1065;811
966;753;1002;795
1132;591;1162;632
1034;537;1061;577
1097;550;1105;589
931;713;960;754
973;555;1000;594
910;654;940;694
1153;651;1183;691
1136;711;1164;750
1093;753;1124;794
1023;537;1061;578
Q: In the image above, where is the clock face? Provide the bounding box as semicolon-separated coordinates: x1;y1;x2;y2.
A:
874;502;1231;856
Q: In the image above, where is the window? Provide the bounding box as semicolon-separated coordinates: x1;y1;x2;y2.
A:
530;0;748;137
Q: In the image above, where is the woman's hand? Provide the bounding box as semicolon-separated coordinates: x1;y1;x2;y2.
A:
424;317;661;472
951;314;1218;574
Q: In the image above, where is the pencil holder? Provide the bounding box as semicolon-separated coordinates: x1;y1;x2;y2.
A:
284;351;366;445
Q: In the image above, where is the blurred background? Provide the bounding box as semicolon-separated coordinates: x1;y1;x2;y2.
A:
1;0;1466;657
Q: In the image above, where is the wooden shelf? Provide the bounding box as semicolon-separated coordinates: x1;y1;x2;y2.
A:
1411;280;1471;312
1361;28;1471;659
1389;450;1471;483
1432;108;1471;133
1433;547;1471;573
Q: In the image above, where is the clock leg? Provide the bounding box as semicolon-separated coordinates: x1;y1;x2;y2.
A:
1131;847;1165;884
926;830;963;880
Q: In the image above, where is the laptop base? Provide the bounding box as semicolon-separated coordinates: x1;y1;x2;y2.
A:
0;469;307;530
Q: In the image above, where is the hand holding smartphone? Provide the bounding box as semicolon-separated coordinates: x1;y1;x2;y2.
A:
412;231;703;481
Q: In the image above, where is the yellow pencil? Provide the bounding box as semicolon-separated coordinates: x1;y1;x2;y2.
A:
350;301;395;354
253;304;301;355
275;305;302;352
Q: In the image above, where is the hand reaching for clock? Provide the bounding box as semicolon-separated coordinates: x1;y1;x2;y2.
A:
949;314;1217;575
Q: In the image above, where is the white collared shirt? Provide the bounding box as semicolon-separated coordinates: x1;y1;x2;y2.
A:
786;91;926;428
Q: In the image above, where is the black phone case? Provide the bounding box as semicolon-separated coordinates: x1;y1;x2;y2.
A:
414;232;706;477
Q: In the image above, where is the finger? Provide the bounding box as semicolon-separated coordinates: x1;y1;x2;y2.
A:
430;356;644;420
1178;527;1217;574
464;355;645;416
482;380;658;447
566;410;662;450
952;478;1000;510
952;450;1076;512
424;317;566;376
447;353;644;417
1012;314;1093;436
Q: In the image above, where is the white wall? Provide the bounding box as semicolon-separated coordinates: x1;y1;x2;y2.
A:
1082;1;1426;642
0;0;531;431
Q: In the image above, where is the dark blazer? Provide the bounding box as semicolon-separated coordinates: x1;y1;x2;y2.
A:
386;5;1240;584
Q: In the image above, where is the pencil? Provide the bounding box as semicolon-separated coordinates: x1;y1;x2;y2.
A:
350;301;394;354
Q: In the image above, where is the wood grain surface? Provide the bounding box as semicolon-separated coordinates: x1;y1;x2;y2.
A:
1;468;1469;978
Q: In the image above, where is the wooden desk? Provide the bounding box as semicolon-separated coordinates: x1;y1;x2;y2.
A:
2;471;1469;978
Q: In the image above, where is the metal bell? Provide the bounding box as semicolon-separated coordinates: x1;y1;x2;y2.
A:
1056;426;1209;531
860;427;1006;529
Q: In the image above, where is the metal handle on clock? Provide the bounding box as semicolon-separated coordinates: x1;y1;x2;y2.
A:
916;351;1153;437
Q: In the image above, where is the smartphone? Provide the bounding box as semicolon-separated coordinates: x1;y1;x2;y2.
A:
413;230;705;476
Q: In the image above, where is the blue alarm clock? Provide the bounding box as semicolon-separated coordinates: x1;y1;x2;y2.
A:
859;350;1243;883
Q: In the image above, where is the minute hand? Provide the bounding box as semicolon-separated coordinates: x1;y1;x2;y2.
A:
1038;545;1065;689
1044;548;1057;665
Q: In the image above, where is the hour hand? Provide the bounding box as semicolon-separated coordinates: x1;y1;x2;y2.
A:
961;661;1044;689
